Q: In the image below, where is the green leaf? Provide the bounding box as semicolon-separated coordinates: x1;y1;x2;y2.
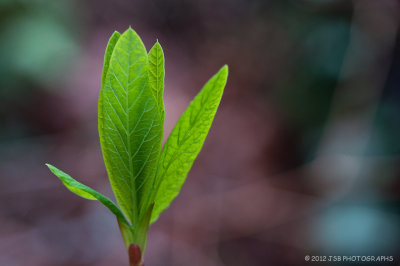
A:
98;28;163;225
99;31;121;163
101;31;121;89
150;65;228;223
148;41;165;121
46;164;130;226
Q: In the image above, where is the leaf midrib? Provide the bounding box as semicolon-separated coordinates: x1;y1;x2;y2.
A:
155;45;161;103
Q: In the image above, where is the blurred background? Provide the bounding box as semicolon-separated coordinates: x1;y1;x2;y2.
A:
1;0;399;265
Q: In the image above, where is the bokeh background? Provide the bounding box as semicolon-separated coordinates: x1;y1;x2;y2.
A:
1;0;400;265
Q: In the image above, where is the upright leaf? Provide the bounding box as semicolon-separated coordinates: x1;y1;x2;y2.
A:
99;31;120;162
46;164;130;226
150;65;228;223
143;41;166;211
101;31;121;88
148;41;165;121
98;28;162;224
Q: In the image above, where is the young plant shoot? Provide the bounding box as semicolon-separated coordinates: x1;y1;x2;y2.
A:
46;27;228;266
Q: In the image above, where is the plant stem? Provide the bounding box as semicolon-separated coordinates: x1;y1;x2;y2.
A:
129;244;144;266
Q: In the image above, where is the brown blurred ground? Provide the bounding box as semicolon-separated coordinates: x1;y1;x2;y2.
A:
1;0;400;265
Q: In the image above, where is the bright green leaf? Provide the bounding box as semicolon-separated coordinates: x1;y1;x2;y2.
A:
98;28;163;225
99;31;120;161
46;163;130;226
101;31;121;89
148;41;165;121
150;65;228;223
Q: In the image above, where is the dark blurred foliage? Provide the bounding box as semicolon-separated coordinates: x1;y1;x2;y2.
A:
0;0;82;138
1;0;400;265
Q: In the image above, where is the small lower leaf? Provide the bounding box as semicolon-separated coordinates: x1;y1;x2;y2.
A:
46;163;130;226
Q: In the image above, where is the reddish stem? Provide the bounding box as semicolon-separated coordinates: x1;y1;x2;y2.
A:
129;244;144;266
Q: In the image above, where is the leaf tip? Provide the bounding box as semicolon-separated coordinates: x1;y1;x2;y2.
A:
221;64;229;75
216;65;229;83
126;26;135;35
152;40;162;50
